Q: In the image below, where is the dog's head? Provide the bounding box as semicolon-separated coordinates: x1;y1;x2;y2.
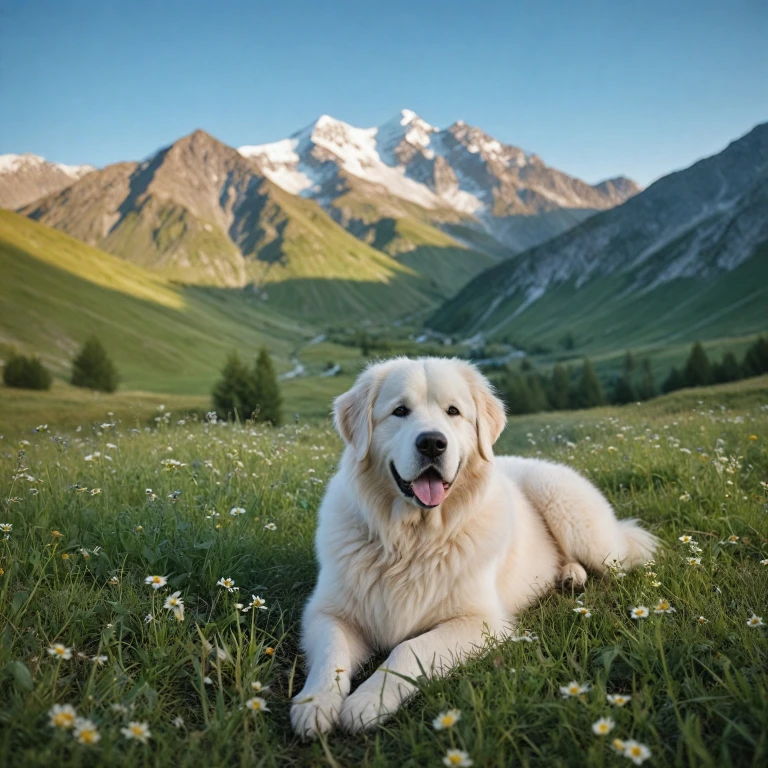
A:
334;357;506;509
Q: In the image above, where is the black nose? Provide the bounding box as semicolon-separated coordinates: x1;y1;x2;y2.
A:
415;431;448;459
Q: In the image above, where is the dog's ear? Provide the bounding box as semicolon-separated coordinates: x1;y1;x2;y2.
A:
333;369;377;461
468;367;507;461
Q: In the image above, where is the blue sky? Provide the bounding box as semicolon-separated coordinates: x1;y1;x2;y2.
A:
0;0;765;186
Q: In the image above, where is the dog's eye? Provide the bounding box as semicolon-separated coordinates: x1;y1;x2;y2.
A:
392;405;410;418
447;406;460;417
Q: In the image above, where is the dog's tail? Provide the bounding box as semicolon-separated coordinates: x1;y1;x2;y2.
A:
617;519;659;569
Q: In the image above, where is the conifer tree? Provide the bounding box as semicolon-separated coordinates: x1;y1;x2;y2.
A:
662;366;684;393
573;358;604;409
742;336;768;377
212;350;251;419
550;363;570;410
3;353;52;390
683;341;713;388
251;347;282;425
71;337;119;393
637;359;656;401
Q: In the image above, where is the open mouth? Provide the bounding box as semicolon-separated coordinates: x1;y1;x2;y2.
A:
390;462;452;508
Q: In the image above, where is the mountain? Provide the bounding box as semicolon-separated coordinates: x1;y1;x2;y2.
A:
239;110;640;253
20;130;446;321
430;122;768;351
0;154;95;209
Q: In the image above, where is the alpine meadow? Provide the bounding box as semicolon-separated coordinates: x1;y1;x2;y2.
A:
1;2;767;766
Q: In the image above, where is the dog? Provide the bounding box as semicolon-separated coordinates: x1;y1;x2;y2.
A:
290;357;657;737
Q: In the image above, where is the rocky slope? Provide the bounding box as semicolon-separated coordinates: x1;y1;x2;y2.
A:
239;110;640;253
0;153;94;209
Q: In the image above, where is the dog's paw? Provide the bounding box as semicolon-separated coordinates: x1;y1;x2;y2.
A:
290;688;344;739
560;562;588;588
339;684;399;733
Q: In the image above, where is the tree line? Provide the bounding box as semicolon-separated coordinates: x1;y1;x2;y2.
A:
496;336;768;415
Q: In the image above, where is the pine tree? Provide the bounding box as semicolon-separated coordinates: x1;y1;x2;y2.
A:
71;337;119;393
713;352;742;383
550;364;570;410
525;372;548;413
637;359;656;401
251;347;282;425
502;371;534;415
662;366;684;393
3;353;52;390
742;336;768;377
212;350;252;419
573;359;604;409
683;341;713;388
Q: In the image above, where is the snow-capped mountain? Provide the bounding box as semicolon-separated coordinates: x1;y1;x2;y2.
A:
0;153;95;209
239;110;640;252
430;121;768;342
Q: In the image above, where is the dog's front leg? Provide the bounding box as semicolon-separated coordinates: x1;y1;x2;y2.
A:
340;614;503;733
290;609;369;738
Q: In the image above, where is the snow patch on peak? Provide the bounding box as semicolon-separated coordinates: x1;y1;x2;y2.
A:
0;153;93;177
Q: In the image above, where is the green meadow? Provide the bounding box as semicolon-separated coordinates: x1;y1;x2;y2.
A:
0;377;766;766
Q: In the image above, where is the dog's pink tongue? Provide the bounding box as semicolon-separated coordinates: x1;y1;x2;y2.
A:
412;473;446;507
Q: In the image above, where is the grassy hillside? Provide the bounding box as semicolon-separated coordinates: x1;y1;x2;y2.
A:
0;211;311;392
0;378;765;766
431;243;768;355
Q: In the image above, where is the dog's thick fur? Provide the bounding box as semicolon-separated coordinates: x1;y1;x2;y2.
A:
291;357;657;737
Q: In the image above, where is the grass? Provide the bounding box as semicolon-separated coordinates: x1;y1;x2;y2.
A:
0;379;766;766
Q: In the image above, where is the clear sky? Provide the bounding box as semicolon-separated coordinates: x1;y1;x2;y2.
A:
1;0;765;186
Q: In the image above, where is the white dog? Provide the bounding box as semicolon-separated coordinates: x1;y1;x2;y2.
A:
291;357;657;737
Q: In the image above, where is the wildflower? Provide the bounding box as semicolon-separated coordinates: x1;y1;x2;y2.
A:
678;534;694;543
650;580;662;587
49;704;77;729
727;535;739;544
51;530;63;538
433;708;462;730
90;488;101;496
91;655;108;665
573;607;592;617
606;693;631;706
696;616;709;625
73;718;100;745
61;553;70;560
749;434;758;440
47;644;72;660
109;576;119;585
229;507;246;516
264;647;275;656
679;492;691;502
144;614;153;624
121;721;151;744
206;511;220;519
611;738;626;754
623;740;652;765
654;599;676;614
135;525;143;532
747;614;764;628
560;681;590;698
216;577;238;592
163;591;183;610
629;606;649;620
443;749;473;767
172;604;185;622
264;522;277;531
250;681;270;693
761;559;768;566
591;717;615;736
0;523;12;533
509;629;538;643
144;575;167;590
686;557;701;566
203;676;213;685
244;697;269;713
167;491;181;501
243;595;267;612
172;715;184;729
